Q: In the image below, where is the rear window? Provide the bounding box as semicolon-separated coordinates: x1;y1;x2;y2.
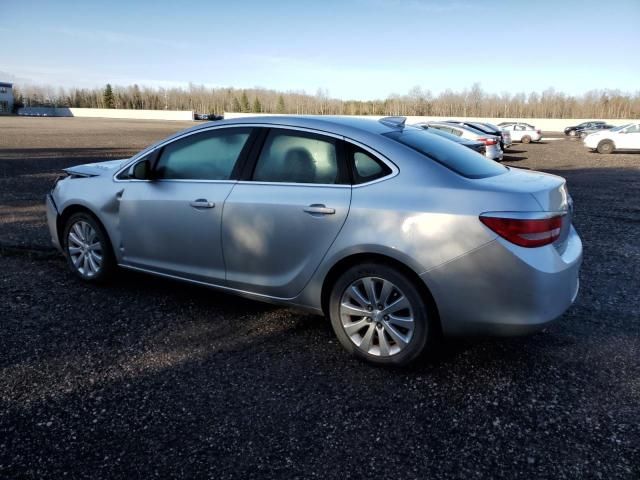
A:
384;129;507;179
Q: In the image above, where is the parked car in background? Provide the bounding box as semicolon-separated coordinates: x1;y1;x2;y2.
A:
584;122;640;154
564;121;606;136
501;123;542;143
498;121;537;130
194;113;224;121
412;124;486;155
444;121;511;151
426;122;503;161
577;123;614;138
44;115;582;366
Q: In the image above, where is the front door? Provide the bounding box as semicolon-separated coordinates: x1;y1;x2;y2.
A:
119;127;253;283
616;124;640;149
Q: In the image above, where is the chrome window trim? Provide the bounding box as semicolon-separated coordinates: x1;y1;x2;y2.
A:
113;123;345;183
343;137;399;188
235;180;350;189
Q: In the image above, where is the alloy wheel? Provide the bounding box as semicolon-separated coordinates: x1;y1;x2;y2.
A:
67;220;103;277
339;276;415;357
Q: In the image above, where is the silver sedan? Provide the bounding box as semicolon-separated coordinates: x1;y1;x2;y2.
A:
46;116;582;366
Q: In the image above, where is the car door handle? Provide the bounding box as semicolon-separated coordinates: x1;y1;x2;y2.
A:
304;204;335;215
190;199;215;209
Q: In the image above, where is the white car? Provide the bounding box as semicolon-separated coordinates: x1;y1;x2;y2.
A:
584;123;640;154
423;122;503;161
501;123;542;144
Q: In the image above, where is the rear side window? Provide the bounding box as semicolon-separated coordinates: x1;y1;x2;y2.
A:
155;128;251;180
252;130;340;184
349;146;391;184
384;129;507;179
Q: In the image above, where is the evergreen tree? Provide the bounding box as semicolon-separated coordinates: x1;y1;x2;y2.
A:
252;97;262;113
231;96;242;112
240;92;250;113
276;95;286;113
103;84;115;109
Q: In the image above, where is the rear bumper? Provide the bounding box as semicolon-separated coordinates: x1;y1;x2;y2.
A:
422;226;582;336
45;193;62;251
486;146;503;161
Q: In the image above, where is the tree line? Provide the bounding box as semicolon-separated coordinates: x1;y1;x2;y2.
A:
12;82;640;119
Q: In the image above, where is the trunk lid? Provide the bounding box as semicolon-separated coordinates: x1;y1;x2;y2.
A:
475;166;569;212
474;166;572;251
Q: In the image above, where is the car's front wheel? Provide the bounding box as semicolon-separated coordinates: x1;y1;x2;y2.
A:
568;130;576;136
596;140;615;154
329;263;433;366
63;212;115;282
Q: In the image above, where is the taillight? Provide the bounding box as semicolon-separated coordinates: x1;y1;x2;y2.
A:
536;129;542;134
480;214;564;247
477;137;498;146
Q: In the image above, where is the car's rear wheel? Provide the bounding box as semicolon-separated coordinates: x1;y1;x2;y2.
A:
596;140;615;154
521;135;532;144
63;212;115;282
329;263;432;366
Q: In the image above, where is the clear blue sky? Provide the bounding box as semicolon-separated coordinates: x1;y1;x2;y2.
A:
1;0;638;100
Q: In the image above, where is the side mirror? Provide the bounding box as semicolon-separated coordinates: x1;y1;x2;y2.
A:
129;160;151;180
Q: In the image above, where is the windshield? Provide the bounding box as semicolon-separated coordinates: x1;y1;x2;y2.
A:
384;129;507;179
610;124;631;132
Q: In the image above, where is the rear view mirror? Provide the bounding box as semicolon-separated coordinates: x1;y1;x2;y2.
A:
130;160;151;180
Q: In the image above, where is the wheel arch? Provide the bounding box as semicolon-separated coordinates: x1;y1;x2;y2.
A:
320;252;441;334
57;204;115;255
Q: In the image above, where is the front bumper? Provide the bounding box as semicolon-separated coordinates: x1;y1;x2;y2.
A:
46;193;62;251
422;226;582;336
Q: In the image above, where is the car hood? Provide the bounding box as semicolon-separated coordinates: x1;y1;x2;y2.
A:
64;158;129;177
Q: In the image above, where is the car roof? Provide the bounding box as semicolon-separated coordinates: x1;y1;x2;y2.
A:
180;115;400;138
428;121;489;136
131;115;415;162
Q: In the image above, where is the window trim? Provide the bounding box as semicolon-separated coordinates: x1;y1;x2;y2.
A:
114;126;258;183
242;127;350;186
346;143;393;185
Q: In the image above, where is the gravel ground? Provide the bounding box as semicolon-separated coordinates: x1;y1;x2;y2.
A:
0;117;639;479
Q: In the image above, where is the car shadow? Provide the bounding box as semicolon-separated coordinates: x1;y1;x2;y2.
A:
502;154;527;162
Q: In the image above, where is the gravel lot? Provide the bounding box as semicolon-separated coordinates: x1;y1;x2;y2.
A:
1;117;638;479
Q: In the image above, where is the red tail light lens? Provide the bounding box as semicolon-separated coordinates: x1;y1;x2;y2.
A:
480;215;564;247
537;129;542;134
477;137;498;146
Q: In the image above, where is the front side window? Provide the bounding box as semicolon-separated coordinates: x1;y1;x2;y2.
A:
154;128;251;180
252;130;339;184
623;124;640;133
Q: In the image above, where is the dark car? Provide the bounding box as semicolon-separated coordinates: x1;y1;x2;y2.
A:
414;124;486;155
444;121;508;151
194;113;224;121
576;123;614;138
564;121;606;136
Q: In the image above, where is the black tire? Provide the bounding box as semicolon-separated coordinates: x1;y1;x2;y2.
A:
328;262;433;366
521;135;532;144
596;140;614;154
568;130;576;137
62;212;116;282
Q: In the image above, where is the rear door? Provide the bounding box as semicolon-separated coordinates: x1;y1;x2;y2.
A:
222;128;351;298
118;127;254;283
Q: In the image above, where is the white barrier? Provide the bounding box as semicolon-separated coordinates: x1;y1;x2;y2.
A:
18;107;193;121
224;112;635;132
